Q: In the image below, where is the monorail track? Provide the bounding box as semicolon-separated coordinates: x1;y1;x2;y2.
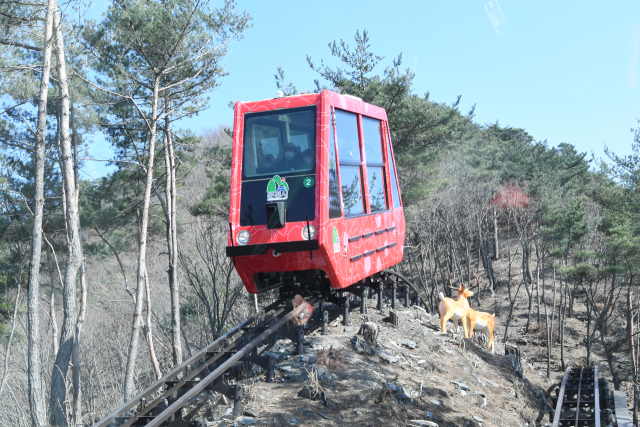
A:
550;366;628;427
93;267;429;427
94;296;317;427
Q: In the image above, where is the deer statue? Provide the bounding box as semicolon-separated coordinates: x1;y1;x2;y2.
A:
465;273;496;353
438;273;478;337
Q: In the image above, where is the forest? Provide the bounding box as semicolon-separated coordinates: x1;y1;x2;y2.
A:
1;1;640;426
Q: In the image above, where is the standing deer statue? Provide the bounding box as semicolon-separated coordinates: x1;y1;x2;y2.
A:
438;273;478;337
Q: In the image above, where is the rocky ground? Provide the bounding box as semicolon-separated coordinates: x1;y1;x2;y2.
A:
183;245;637;427
192;296;554;427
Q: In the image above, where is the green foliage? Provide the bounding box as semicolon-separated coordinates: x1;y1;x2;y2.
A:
84;0;251;157
264;29;469;206
306;29;468;153
190;128;233;218
274;67;298;97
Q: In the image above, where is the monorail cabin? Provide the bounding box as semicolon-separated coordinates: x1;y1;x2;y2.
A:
226;90;405;294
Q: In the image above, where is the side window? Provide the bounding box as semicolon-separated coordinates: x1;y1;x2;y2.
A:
335;111;361;163
328;110;342;219
339;166;364;216
385;124;401;208
362;117;387;212
335;110;364;216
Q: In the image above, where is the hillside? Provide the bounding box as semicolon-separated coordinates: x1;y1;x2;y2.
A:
54;136;638;425
170;240;635;427
186;296;547;426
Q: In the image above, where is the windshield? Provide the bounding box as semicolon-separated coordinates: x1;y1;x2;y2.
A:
242;107;316;178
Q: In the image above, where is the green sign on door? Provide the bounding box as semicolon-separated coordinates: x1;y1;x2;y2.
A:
303;177;314;188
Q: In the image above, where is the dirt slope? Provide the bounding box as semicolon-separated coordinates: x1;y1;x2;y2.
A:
194;298;553;427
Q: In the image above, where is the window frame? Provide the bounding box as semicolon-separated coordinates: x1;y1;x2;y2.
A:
328;107;344;219
334;108;366;218
331;108;397;219
360;115;388;213
240;105;317;180
382;121;402;208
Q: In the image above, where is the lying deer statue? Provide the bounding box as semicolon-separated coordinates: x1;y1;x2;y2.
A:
466;308;496;353
438;273;477;336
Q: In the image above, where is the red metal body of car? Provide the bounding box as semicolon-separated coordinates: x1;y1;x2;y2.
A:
226;90;405;295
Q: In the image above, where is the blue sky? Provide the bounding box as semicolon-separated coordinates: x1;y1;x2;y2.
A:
86;0;640;178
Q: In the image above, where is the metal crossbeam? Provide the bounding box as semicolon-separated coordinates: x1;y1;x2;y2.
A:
552;366;606;427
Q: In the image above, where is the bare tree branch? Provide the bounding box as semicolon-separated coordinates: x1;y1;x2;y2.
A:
0;38;42;51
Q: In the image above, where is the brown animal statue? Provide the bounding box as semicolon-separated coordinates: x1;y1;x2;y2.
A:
464;274;495;353
438;273;477;336
466;308;496;353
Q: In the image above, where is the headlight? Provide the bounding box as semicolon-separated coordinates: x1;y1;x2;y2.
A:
302;225;316;240
236;230;250;245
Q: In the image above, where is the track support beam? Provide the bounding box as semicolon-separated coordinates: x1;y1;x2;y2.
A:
391;279;397;310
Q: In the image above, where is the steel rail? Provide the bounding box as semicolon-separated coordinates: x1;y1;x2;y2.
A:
93;316;256;427
573;367;584;426
614;389;633;427
552;366;606;427
116;304;291;427
552;368;571;427
594;365;600;427
144;296;317;427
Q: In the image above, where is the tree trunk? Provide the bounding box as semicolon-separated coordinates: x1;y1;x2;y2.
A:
523;241;532;333
560;276;567;372
70;98;86;426
492;207;499;260
551;268;557;344
548;266;557;376
163;97;182;366
144;273;161;380
483;239;497;294
627;274;638;425
46;243;59;356
50;6;83;424
94;227;133;301
123;77;161;401
568;283;573;318
72;262;86;425
27;0;55;424
524;241;533;283
542;255;551;377
535;244;541;325
586;287;591;367
502;247;521;343
479;235;490;282
0;282;21;399
596;272;622;389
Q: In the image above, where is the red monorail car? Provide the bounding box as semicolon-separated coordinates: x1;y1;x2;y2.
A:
226;90;405;295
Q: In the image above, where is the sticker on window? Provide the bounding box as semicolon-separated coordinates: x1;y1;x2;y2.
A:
267;175;289;201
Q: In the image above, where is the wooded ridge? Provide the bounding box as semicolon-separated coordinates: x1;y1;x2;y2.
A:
0;4;639;426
